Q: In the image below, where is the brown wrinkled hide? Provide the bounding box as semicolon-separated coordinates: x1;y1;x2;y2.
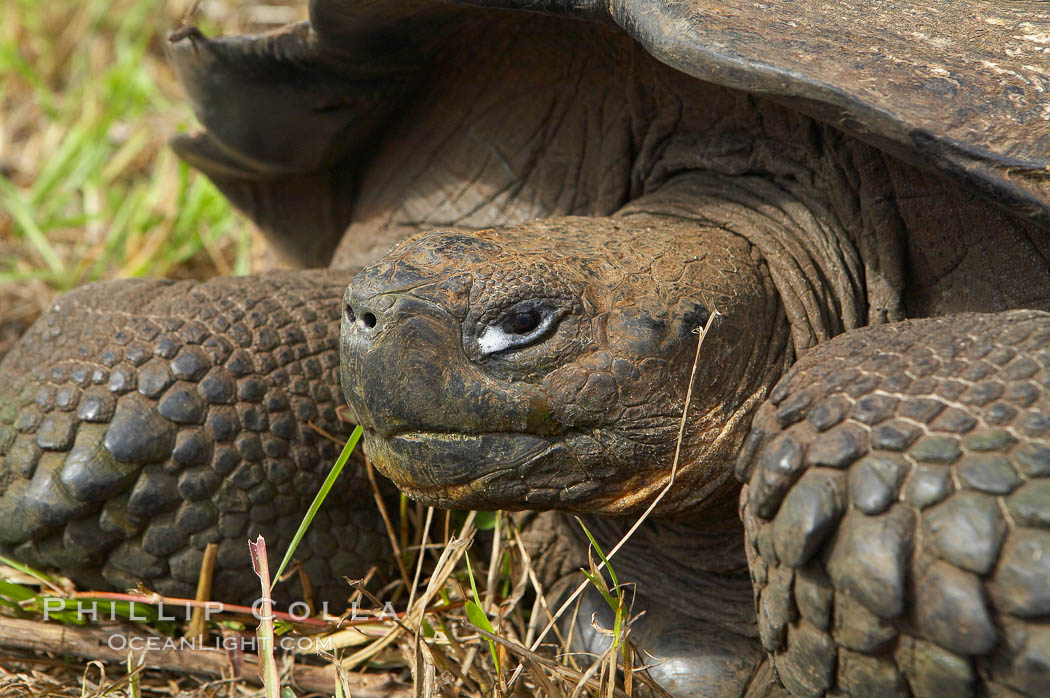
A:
341;208;789;516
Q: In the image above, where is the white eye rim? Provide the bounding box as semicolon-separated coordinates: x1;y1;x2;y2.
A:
477;310;558;355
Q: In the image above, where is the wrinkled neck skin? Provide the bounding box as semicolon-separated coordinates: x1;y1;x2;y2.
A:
620;172;869;353
606;171;875;514
604;182;797;517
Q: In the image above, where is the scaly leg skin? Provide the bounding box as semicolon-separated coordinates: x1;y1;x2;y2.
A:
737;309;1050;697
0;270;392;605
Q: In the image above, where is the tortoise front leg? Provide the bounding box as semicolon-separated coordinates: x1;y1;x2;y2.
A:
737;310;1050;697
0;270;392;604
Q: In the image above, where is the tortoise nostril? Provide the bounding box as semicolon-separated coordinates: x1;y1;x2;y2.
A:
360;312;377;329
344;304;356;323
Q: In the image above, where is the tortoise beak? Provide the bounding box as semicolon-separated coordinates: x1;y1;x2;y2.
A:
338;265;557;505
339;284;543;438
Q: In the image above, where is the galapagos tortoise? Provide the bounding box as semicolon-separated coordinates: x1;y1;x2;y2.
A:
3;0;1050;695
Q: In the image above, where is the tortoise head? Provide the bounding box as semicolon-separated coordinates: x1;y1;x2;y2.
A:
339;216;789;515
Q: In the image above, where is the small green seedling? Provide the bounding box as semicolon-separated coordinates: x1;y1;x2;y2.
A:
577;518;627;657
464;551;500;672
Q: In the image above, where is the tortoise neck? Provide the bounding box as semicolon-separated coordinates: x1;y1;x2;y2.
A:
568;512;757;636
618;171;871;355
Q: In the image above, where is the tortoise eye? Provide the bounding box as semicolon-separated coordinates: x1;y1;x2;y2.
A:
504;310;541;335
477;304;560;355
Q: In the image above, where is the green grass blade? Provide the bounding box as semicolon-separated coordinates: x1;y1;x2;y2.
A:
577;518;625;649
0;178;65;275
473;510;498;531
464;551;500;671
576;518;619;592
270;425;363;589
579;569;616;611
0;554;62;589
0;579;35;602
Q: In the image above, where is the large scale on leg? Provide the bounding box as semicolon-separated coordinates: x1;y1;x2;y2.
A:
739;312;1050;696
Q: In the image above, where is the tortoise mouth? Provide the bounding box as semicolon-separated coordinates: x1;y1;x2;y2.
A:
362;429;555;509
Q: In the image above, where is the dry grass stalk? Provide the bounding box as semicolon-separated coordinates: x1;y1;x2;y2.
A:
247;536;280;696
186;542;219;641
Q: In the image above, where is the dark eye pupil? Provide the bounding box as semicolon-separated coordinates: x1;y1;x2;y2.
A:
506;310;541;334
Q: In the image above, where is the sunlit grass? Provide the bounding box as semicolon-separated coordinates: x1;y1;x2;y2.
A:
0;0;293;346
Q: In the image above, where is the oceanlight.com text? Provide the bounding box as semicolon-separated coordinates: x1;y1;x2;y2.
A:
105;634;335;652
